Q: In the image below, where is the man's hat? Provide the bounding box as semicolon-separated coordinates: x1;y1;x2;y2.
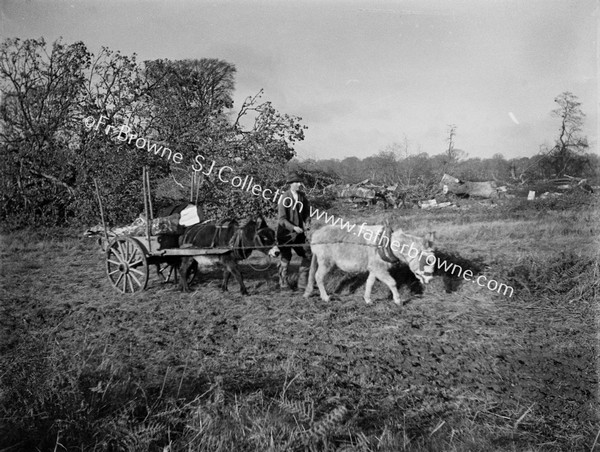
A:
286;171;304;184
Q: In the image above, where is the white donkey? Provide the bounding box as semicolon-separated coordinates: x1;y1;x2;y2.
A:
303;223;435;305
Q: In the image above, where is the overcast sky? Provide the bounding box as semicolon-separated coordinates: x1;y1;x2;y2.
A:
1;0;597;161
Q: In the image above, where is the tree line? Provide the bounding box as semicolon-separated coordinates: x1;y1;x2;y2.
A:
0;38;305;228
291;93;597;190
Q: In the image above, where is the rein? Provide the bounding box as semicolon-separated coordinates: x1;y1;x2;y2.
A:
230;239;415;250
230;224;273;260
229;229;246;260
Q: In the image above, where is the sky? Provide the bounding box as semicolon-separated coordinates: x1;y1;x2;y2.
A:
1;0;597;161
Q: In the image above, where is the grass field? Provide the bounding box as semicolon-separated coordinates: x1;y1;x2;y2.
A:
1;195;598;451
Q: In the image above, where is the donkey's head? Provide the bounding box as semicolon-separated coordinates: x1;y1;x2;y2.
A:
412;232;436;284
392;231;436;284
246;215;279;258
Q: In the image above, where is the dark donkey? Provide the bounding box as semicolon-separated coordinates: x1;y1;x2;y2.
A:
179;216;279;294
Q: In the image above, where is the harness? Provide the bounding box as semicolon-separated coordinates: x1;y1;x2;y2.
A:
229;224;273;261
375;222;401;264
210;219;238;248
253;227;269;250
229;229;246;260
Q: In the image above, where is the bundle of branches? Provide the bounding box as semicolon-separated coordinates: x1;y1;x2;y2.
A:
393;181;439;208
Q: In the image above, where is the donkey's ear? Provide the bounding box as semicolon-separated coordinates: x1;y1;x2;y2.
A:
258;214;268;228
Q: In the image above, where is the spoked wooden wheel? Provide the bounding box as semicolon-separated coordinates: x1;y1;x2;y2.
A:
106;237;148;293
182;259;198;286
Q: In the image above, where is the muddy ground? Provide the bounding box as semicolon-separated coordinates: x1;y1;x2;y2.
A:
1;204;598;451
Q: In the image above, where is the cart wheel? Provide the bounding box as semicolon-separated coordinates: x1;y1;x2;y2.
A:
106;237;148;293
182;259;198;286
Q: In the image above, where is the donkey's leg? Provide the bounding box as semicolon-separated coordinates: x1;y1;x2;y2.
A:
221;266;231;292
315;258;333;302
303;254;318;298
179;257;192;292
223;258;248;295
363;272;377;304
375;271;403;305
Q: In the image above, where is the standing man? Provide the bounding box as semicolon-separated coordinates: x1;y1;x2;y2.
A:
277;171;312;291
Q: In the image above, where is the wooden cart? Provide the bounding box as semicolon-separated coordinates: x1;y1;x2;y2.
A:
95;167;232;294
103;235;232;294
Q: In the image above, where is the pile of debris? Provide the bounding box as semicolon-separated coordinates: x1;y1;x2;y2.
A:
418;199;457;209
417;174;507;209
323;175;505;209
439;174;500;199
324;179;401;208
321;173;594;210
547;175;593;193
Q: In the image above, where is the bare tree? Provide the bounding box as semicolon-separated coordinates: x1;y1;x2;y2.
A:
544;91;589;176
446;124;457;160
384;136;421;186
442;124;466;174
